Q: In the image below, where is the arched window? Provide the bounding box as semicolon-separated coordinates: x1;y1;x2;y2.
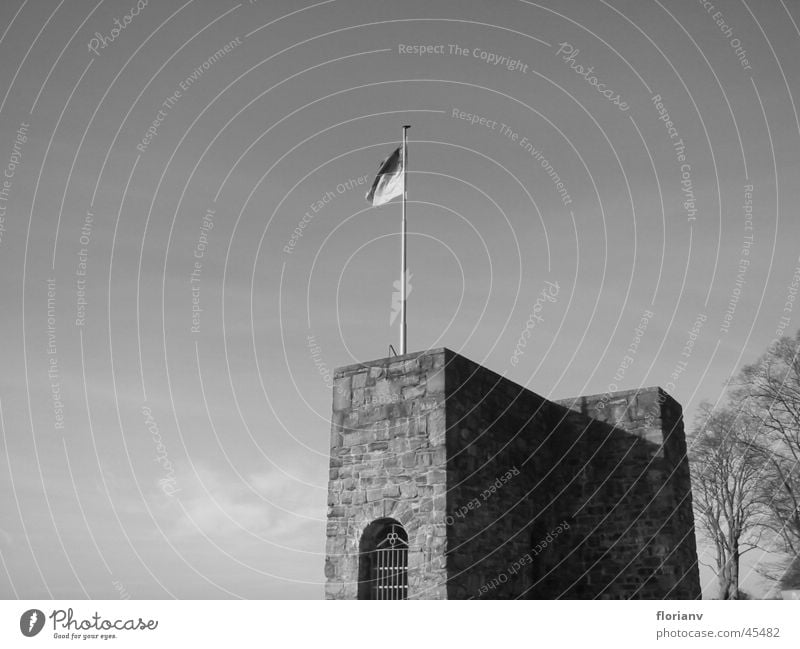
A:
358;518;409;600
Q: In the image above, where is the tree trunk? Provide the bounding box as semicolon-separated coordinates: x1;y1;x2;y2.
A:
728;546;740;599
717;547;741;600
718;559;732;600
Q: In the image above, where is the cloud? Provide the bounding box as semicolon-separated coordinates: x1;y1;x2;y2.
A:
162;463;324;548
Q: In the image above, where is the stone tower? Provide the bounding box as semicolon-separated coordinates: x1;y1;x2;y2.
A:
324;348;700;599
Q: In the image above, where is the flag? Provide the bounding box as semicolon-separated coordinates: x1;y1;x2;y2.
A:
365;146;404;206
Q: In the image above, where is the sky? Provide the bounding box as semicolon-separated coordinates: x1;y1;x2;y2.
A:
0;0;799;599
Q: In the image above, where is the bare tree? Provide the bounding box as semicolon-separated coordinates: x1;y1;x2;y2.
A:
690;402;767;599
734;332;800;559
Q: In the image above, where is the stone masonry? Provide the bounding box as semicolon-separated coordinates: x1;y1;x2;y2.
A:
324;348;700;599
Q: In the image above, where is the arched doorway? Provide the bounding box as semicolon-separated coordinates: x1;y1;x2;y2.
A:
357;518;409;600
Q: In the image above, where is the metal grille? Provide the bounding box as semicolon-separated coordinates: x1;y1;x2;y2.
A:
369;524;408;600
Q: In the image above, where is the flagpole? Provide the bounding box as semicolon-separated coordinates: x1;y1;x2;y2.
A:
400;125;409;355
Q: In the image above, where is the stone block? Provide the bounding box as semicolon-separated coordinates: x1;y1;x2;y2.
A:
399;482;418;498
373;420;391;441
342;430;369;447
388;401;414;420
427;469;447;484
635;389;662;418
360;405;389;424
426;367;445;394
333;376;351;412
344;411;359;430
400;374;420;386
402;384;426;400
417;484;434;497
607;399;631;424
388;358;419;376
371;378;401;401
427;409;446;445
401;452;417;468
389;418;412;439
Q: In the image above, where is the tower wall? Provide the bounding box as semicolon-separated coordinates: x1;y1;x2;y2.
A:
324;349;449;599
557;388;700;598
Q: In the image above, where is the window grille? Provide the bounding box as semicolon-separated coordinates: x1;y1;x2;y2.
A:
359;521;408;600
